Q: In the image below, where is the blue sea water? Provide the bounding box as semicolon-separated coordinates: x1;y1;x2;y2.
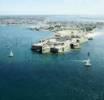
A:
0;26;104;100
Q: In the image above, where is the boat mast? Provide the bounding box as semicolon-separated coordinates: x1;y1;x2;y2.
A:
88;52;90;57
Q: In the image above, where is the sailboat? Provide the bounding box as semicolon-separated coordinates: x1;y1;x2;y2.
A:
9;50;14;57
84;52;91;66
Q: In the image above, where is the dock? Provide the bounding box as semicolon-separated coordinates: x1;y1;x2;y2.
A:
31;29;93;54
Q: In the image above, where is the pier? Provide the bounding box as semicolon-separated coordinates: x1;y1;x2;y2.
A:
31;29;93;54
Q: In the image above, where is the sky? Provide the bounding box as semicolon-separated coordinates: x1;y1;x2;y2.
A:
0;0;103;15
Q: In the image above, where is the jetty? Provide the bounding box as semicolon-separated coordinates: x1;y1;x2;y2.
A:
31;29;94;54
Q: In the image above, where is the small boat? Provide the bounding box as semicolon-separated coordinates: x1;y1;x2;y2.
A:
9;50;14;57
84;52;91;66
84;59;91;66
87;34;93;40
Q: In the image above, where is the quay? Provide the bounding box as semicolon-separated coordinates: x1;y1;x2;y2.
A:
31;29;93;54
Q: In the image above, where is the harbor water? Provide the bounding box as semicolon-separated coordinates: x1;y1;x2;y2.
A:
0;26;104;100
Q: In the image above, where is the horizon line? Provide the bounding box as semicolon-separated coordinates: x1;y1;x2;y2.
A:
0;14;104;17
